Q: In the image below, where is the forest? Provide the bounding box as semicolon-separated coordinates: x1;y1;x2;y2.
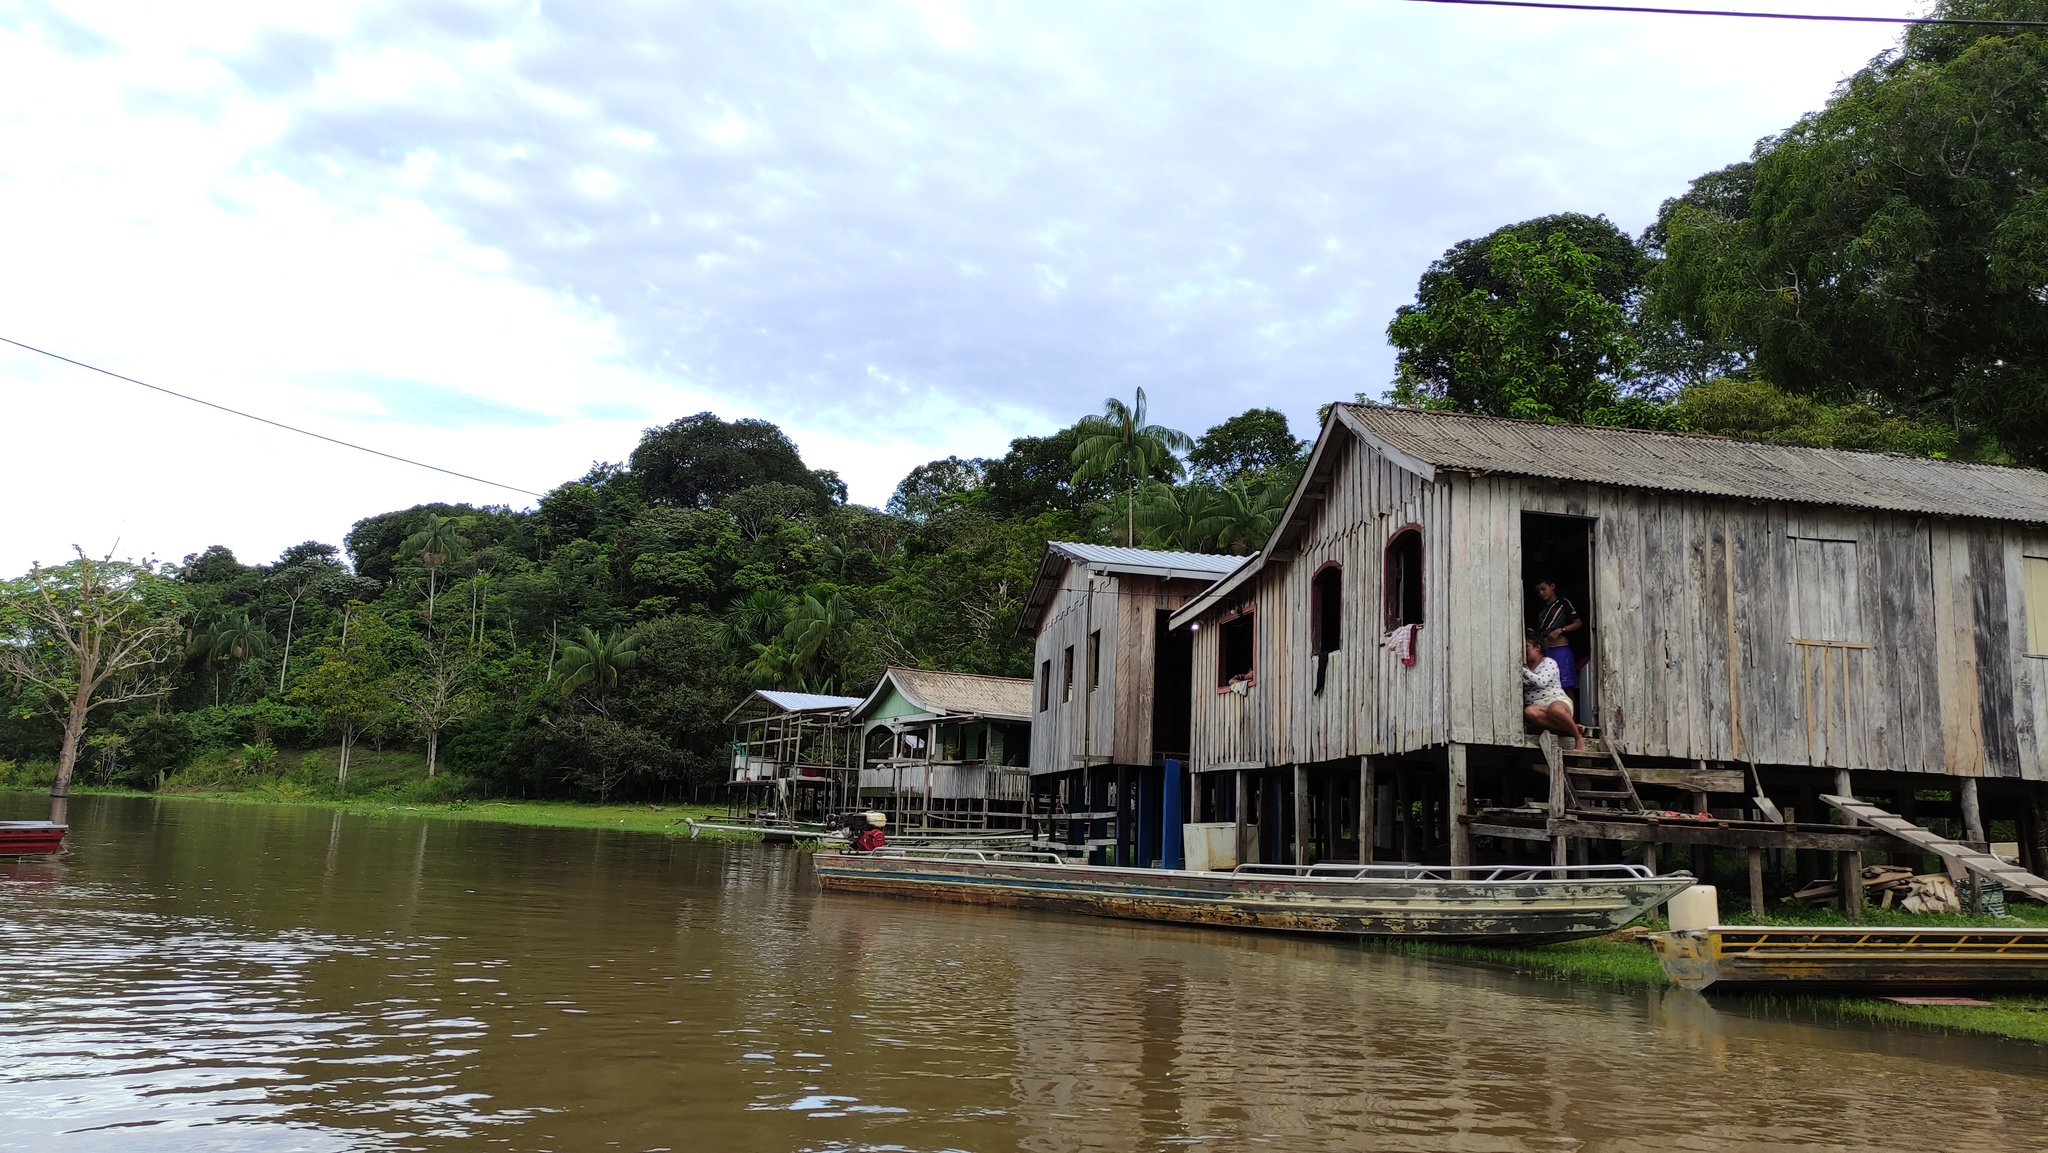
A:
4;0;2043;805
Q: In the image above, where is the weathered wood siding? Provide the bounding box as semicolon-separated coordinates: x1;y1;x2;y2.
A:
1185;428;2048;781
1029;566;1208;773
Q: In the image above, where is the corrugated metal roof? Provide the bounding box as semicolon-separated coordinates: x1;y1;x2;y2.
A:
1046;542;1249;574
757;690;864;713
869;667;1034;721
1346;405;2048;524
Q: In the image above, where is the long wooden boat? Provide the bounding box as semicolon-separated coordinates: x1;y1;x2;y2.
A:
0;821;66;855
683;818;1034;849
1652;926;2048;991
814;849;1695;942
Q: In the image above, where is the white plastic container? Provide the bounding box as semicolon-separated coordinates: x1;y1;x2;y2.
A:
1666;884;1719;932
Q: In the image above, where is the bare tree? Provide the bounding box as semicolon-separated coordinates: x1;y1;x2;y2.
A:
1;549;183;823
392;637;476;778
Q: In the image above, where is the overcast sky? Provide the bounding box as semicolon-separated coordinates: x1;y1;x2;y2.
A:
0;0;1906;573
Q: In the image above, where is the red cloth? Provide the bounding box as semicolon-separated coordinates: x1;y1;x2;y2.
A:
851;828;886;852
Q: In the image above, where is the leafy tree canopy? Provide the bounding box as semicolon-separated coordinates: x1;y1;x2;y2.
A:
629;412;831;508
887;456;988;522
1650;0;2048;461
1187;408;1305;486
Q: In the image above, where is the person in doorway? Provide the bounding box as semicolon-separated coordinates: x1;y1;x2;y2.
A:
1533;578;1583;711
851;812;888;852
1523;636;1584;751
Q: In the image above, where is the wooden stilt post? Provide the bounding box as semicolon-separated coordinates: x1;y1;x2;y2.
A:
1962;777;1987;916
1836;769;1862;921
1293;764;1310;866
1448;743;1471;866
1234;769;1251;867
1542;733;1568;868
1747;848;1765;917
1358;756;1375;864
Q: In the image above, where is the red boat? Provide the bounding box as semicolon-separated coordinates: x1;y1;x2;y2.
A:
0;821;66;855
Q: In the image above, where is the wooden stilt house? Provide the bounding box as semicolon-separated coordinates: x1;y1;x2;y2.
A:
853;667;1035;830
723;689;863;821
1167;405;2048;905
1019;543;1248;863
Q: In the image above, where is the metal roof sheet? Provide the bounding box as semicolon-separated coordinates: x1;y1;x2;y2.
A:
862;667;1035;722
1045;542;1249;574
757;690;865;713
1346;405;2048;524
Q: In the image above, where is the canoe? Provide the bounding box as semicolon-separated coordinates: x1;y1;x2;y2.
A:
1651;925;2048;991
683;818;1035;849
0;821;66;855
815;850;1695;943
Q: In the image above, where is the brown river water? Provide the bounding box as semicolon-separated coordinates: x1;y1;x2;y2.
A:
3;795;2046;1152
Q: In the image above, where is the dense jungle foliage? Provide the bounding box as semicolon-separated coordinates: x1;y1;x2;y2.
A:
0;403;1308;803
8;0;2044;803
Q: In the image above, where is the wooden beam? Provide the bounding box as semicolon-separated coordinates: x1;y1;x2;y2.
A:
1293;764;1310;866
1234;769;1250;867
1358;756;1375;864
1522;815;1901;852
1448;744;1471;866
1837;769;1862;922
1542;732;1567;867
1628;767;1747;794
1748;848;1765;918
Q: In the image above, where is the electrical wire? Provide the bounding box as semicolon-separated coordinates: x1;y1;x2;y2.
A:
1396;0;2048;24
0;335;546;499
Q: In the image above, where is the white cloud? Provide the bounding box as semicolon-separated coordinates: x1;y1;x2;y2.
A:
0;0;1908;574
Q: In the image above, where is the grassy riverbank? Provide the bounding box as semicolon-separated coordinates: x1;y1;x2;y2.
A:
1;747;729;837
1390;902;2048;1046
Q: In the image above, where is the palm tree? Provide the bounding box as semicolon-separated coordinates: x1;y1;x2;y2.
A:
552;627;642;714
1136;481;1224;552
783;592;858;689
716;589;790;655
1209;478;1288;555
399;513;471;630
193;614;274;705
1071;387;1193;545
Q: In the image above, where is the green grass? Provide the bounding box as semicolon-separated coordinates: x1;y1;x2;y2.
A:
2;745;733;839
1390;906;2048;1047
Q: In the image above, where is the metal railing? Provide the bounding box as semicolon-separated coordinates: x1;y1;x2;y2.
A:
860;847;1068;865
1232;862;1678;883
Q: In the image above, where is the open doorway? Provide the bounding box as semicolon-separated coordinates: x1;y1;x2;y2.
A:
1152;610;1194;762
1521;514;1595;721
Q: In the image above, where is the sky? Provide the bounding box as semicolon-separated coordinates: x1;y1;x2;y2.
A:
0;0;1907;575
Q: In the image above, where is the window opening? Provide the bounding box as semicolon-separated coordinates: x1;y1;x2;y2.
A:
1218;608;1255;689
1789;536;1862;643
1062;645;1075;702
1088;630;1101;691
1039;659;1051;712
2026;557;2048;656
1384;529;1424;629
1312;564;1342;696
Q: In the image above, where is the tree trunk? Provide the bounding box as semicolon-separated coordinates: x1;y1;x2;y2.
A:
50;688;91;825
427;729;438;778
338;726;355;791
278;598;299;694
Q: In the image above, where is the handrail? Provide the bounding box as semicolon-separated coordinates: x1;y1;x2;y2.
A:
1232;862;1677;882
858;847;1068;864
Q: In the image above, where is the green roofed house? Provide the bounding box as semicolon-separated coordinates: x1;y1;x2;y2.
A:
854;667;1035;831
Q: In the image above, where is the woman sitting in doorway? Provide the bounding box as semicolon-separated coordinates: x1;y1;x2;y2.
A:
1523;635;1585;751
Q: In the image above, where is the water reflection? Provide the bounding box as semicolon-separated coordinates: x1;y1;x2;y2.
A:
1;794;2043;1152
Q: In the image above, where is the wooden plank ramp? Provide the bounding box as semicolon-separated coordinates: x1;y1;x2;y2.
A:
1821;794;2048;902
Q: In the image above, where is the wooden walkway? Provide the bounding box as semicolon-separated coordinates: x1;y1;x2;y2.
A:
1822;794;2048;903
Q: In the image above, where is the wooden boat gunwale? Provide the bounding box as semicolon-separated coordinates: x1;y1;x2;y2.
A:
815;847;1697;942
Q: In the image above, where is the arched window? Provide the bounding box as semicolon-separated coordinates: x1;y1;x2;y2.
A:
1311;564;1342;655
1385;528;1424;629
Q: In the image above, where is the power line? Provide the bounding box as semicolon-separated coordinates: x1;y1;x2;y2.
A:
0;335;547;499
1396;0;2048;24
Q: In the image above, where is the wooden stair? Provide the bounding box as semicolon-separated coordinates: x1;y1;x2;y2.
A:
1536;728;1644;815
1823;794;2048;903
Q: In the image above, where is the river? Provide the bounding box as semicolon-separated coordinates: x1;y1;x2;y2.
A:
2;794;2044;1151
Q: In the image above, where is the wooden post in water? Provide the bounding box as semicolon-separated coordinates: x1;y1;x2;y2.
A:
1358;756;1375;864
1747;848;1765;917
1293;764;1310;866
1961;778;1986;916
1448;743;1471;866
1836;769;1863;921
